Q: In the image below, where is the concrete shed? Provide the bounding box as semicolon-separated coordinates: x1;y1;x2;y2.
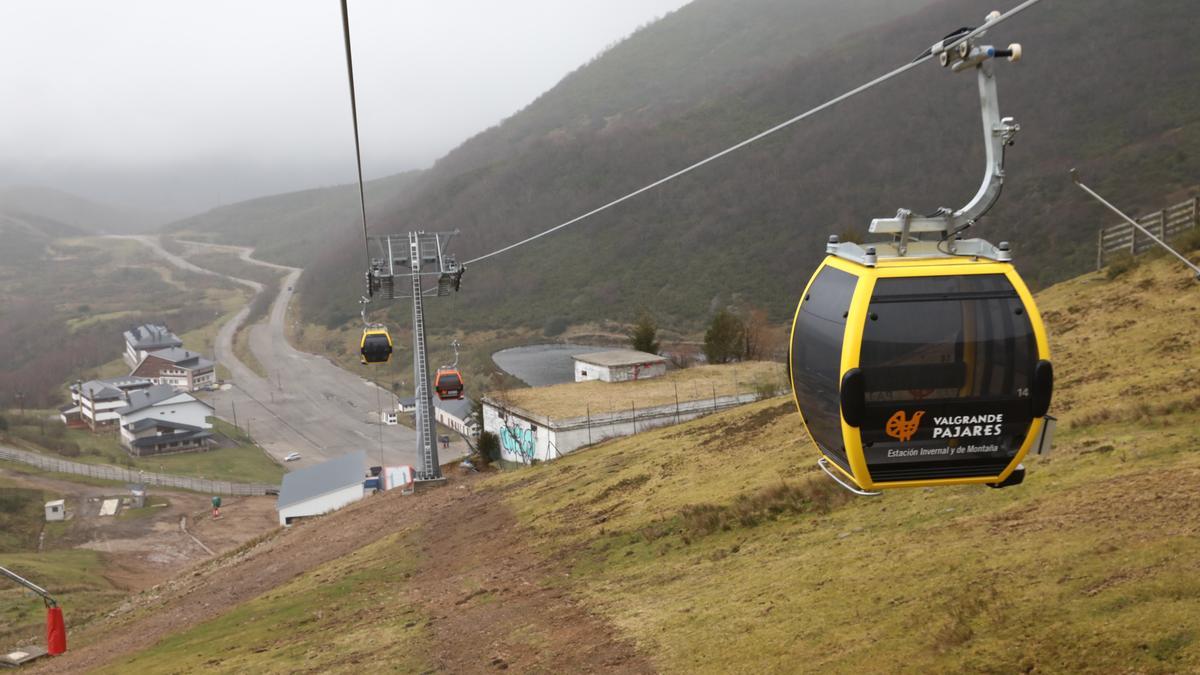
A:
574;350;667;383
44;500;66;522
276;451;367;526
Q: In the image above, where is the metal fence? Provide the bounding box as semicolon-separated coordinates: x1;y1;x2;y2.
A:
0;445;278;496
1097;196;1198;269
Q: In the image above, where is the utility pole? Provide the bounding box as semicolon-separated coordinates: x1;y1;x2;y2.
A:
15;391;25;415
231;400;238;432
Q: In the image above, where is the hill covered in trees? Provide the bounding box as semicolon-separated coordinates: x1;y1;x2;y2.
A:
175;0;1199;336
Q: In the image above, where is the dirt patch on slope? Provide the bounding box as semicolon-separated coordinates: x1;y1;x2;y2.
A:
38;474;652;673
408;485;653;674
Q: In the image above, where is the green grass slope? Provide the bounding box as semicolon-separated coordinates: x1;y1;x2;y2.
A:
85;247;1200;672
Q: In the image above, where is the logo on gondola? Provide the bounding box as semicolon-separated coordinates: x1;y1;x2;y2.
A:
885;410;925;442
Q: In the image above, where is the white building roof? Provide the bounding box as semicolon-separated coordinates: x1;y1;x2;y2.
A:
277;451;366;510
573;349;666;368
434;396;474;420
45;499;65;508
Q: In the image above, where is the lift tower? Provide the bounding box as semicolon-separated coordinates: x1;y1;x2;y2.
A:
365;231;463;483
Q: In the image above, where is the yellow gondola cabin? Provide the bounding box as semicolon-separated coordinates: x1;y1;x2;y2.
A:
789;240;1052;492
360;326;393;364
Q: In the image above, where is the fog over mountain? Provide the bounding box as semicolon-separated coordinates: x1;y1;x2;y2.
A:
0;0;689;215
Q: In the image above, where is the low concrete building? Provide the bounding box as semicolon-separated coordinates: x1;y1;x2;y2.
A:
123;323;183;368
435;397;478;438
574;350;667;383
396;397;417;413
276;451;367;526
44;499;66;522
483;362;785;465
130;347;216;392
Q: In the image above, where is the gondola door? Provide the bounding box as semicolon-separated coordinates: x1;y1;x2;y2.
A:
851;269;1048;487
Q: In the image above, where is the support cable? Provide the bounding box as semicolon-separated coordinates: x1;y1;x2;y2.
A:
462;0;1045;267
339;0;372;269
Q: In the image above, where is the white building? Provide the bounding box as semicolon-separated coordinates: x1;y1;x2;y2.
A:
44;500;66;522
482;389;759;465
61;377;153;431
123;324;183;368
574;350;667;383
276;451;367;526
435;397;478;438
116;384;213;431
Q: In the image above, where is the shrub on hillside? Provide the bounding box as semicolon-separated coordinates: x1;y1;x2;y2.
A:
476;431;499;468
704;309;744;364
1105;252;1139;280
679;477;850;537
543;316;569;337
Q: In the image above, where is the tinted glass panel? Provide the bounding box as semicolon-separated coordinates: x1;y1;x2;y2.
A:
858;274;1037;481
791;266;857;467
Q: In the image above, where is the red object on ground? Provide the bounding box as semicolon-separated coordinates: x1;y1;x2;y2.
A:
46;606;66;655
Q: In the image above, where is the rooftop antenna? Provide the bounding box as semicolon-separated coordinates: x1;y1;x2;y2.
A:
1071;169;1200;280
828;10;1023;264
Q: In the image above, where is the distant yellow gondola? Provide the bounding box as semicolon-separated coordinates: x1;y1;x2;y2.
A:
360;326;393;364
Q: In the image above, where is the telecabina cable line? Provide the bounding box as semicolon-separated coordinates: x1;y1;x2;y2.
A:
338;0;1056;494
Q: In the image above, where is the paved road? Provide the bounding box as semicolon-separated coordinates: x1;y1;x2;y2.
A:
120;236;467;471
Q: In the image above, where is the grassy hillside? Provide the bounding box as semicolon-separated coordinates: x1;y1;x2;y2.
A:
42;245;1200;672
292;0;1200;339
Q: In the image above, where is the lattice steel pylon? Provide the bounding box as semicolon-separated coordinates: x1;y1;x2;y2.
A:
365;231;464;482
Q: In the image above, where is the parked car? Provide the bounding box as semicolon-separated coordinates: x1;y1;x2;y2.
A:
283;452;301;462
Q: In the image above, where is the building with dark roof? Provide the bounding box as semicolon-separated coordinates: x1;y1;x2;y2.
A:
120;418;213;457
61;377;153;431
276;451;367;526
435;396;478;438
116;384;213;433
130;347;216;392
123;323;183;367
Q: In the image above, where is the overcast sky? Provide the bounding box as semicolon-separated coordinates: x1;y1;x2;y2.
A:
0;0;690;216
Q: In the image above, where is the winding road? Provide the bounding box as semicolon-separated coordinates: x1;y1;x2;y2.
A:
119;236;468;471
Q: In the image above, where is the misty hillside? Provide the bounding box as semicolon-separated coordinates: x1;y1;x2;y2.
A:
163;171;421;267
173;0;1198;335
0;185;169;236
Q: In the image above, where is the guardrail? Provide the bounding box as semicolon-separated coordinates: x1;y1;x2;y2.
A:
0;445;278;496
1097;196;1198;269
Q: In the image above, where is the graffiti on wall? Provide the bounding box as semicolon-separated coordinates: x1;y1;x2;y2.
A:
500;418;537;464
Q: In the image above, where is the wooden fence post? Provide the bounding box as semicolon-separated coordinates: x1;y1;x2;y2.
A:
1097;227;1104;270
